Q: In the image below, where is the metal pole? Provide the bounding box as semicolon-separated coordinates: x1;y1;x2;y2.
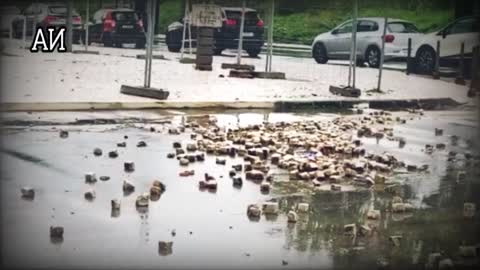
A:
180;0;188;59
85;0;89;51
377;17;387;91
406;38;412;75
22;17;27;49
347;27;353;86
144;0;155;88
33;1;38;39
434;40;440;79
188;3;192;56
66;0;73;52
351;0;358;89
9;20;12;39
236;0;246;65
457;42;465;82
268;0;275;72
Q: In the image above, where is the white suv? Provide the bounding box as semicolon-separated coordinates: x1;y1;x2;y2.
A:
413;16;479;74
312;17;423;67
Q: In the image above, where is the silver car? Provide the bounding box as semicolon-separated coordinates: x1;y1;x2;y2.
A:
312;17;423;67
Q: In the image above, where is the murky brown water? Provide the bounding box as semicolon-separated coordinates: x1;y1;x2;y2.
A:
1;110;479;269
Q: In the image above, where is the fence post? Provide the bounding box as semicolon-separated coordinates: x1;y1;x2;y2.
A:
433;40;440;79
84;0;89;51
406;38;412;75
236;0;246;65
376;17;387;91
455;42;466;85
468;46;479;97
22;17;27;50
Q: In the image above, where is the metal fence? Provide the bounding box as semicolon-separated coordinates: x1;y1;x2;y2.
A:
3;0;478;90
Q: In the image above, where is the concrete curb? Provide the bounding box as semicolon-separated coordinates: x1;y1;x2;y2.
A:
0;98;463;112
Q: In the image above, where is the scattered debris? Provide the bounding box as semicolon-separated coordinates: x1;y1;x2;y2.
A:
108;151;119;158
216;158;226;165
287;210;298;223
85;173;97;183
137;141;147;147
389;235;402;246
93;148;103;156
99;176;110;181
20;187;35;199
179;158;189;166
167;153;175;159
84;190;96;201
232;176;243;187
263;202;279;215
124;161;135;172
111;199;121;210
135;193;149;208
344;224;356;236
260;182;271;193
435;128;444;136
179;170;195;177
117;142;126;147
367;209;381;220
123;180;135;193
59;130;69;138
158;241;173;256
247;204;262;218
297;203;309;213
50;226;64;239
392;203;414;213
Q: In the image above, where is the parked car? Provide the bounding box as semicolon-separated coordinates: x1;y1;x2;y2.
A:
413;16;480;74
312;17;423;67
0;6;22;37
166;7;264;57
85;8;145;48
11;3;82;42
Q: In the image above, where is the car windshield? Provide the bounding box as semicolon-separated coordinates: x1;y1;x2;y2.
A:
225;10;258;21
388;22;419;33
113;12;138;21
49;6;79;16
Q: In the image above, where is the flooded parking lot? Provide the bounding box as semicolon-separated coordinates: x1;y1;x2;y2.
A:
1;109;479;270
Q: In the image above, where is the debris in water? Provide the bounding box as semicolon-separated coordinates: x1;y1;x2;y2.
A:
20;187;35;199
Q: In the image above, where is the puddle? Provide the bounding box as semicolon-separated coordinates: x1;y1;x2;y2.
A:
0;109;479;269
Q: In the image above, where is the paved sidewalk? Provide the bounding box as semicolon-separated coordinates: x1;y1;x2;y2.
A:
0;38;473;111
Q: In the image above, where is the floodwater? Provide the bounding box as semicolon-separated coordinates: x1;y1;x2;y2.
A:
1;109;479;270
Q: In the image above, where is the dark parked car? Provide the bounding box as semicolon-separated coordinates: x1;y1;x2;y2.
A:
84;8;146;48
166;7;264;57
11;3;82;42
0;6;22;37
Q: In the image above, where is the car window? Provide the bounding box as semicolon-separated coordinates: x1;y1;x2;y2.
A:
388;22;419;33
357;20;378;32
112;12;138;21
336;21;352;34
448;18;476;34
48;6;79;16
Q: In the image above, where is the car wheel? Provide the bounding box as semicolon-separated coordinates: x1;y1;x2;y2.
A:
415;46;436;75
313;43;328;64
247;48;261;58
366;46;380;68
213;48;223;55
168;46;181;53
135;40;145;49
103;36;113;47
